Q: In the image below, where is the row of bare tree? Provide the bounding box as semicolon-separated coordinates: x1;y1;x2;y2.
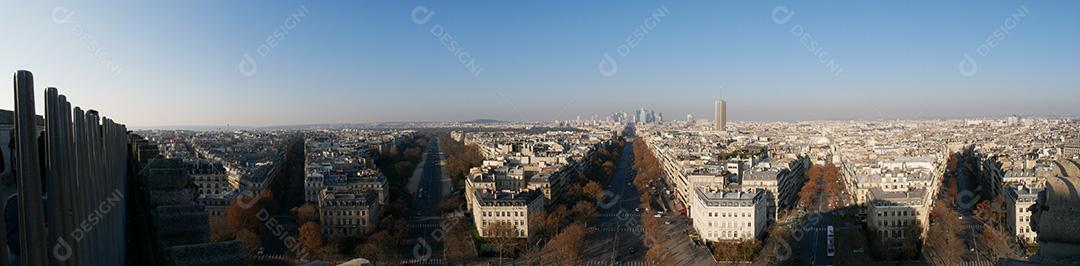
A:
628;139;679;264
923;153;1019;264
436;135;626;265
436;134;484;263
521;139;625;265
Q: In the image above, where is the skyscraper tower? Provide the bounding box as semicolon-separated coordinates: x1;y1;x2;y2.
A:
715;100;726;131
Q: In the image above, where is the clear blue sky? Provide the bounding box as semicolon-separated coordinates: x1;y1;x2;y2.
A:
2;1;1078;127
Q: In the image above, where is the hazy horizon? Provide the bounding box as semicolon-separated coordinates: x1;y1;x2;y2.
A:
121;114;1079;131
3;1;1079;127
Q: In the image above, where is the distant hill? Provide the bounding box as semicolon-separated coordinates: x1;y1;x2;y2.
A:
463;119;506;124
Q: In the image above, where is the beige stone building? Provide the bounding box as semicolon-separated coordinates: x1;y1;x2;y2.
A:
318;188;382;238
1007;184;1042;244
689;187;767;242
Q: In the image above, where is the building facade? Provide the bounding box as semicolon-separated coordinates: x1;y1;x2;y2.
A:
866;187;928;249
190;160;235;196
470;189;545;238
715;100;727;131
690;187;767;242
318;188;382;238
1007;184;1041;244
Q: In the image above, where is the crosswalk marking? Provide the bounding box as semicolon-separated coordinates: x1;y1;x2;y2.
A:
594;227;644;233
399;258;446;265
409;223;443;229
789;226;858;233
597;212;649;218
397;258;646;265
581;260;646;266
250;254;288;261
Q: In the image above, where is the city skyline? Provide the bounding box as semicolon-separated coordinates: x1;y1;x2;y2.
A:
3;1;1079;127
5;2;1080;265
5;69;1079;265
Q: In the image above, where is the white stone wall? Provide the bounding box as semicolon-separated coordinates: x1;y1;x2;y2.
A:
691;195;766;242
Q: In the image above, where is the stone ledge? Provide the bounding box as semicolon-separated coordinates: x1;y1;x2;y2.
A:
160;232;211;248
151;188;197;207
162;240;248;266
155;204;210;236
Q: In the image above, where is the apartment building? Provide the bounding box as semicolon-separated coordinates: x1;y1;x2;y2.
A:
470;189;545;238
189;159;235;196
197;190;240;224
690;187;767;242
1007;184;1042;244
318;188;382;238
866;187;928;249
461;130;609;238
305;170;387;205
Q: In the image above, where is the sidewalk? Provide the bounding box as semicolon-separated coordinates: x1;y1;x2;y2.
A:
406;151;429;196
439;153;452;194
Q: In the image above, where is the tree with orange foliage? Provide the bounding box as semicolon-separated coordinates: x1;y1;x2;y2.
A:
292;202;319;224
979;224;1018;260
797;179;818;209
542;223;586;265
209;219;232;242
571;201;597;225
225;190;276;235
923;199;965;264
582;180;606;203
355;230;398;262
235;228;260;254
297;221;323;256
484;221;520;265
